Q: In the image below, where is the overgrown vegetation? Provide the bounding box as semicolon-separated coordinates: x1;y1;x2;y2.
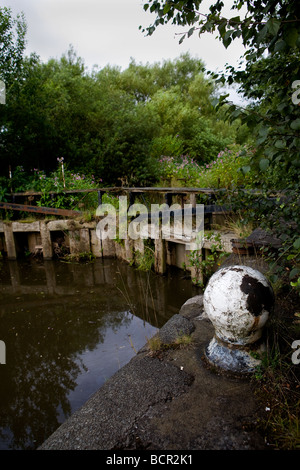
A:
141;0;300;449
147;332;193;357
250;296;300;449
1;2;300;449
189;232;228;287
0;160;99;210
60;252;96;263
133;243;156;272
0;7;247;187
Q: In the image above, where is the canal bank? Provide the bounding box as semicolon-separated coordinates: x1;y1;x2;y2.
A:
38;294;267;451
0;216;236;285
0;257;202;450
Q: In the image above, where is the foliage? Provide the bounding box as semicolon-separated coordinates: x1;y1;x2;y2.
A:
0;43;248;185
134;244;155;272
216;184;300;297
157;145;256;188
146;332;193;355
189;232;227;287
140;0;300;173
251;305;300;450
60;252;96;263
141;0;300;297
7;160;99;211
0;6;27;85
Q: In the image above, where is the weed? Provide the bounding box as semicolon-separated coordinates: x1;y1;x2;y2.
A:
147;333;193;355
134;243;155;272
173;334;193;349
147;335;164;352
252;301;300;449
188;231;227;287
61;252;95;263
224;212;254;238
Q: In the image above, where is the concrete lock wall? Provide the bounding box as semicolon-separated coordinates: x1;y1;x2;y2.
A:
0;220;236;280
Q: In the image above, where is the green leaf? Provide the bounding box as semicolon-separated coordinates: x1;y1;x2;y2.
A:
223;31;233;48
224;29;234;40
293;237;300;250
289;268;300;279
258;126;269;137
211;97;219;107
284;28;298;47
274;39;286;52
163;3;171;14
219;93;229;102
188;27;195;38
274;139;286;149
256;135;268;145
290;118;300;130
218;19;227;37
267;18;281;36
257;24;269;44
229;16;240;27
259;158;269;171
241;165;251;174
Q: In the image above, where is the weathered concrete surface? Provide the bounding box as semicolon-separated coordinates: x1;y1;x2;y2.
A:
158;314;195;344
39;296;267;451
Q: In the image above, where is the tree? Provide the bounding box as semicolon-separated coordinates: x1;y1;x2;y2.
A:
0;6;27;178
119;53;241;163
0;6;27;85
140;0;300;176
1;49;241;183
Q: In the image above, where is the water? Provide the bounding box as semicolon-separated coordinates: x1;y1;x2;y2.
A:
0;257;199;450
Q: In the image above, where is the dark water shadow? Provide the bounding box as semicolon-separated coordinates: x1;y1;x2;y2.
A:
0;257;200;449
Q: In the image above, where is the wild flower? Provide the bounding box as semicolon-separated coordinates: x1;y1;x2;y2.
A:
158;145;254;189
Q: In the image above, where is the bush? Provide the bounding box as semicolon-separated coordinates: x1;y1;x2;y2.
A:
8;160;100;211
157;145;255;189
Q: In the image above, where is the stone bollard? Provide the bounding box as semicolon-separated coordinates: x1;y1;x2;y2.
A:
203;265;275;374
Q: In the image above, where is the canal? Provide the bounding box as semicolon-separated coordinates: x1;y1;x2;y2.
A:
0;257;200;450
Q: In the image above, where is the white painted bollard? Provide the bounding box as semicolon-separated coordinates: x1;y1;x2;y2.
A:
203;265;274;374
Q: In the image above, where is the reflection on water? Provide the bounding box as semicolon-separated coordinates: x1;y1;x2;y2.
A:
0;257;199;450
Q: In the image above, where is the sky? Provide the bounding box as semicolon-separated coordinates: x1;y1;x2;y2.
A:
2;0;247;102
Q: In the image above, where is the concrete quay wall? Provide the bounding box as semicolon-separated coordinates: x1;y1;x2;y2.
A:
0;219;236;280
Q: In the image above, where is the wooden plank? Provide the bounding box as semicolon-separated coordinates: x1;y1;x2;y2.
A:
11;188;103;196
0;201;81;217
10;187;284;199
11;187;220;197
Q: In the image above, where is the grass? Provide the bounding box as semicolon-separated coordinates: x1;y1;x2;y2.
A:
134;245;155;272
146;333;193;355
60;252;96;263
252;293;300;450
223;213;254;238
173;334;193;348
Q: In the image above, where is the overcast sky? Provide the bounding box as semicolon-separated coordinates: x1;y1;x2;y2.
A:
2;0;247;101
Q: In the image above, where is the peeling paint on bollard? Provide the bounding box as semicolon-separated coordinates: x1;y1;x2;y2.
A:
203;265;274;374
